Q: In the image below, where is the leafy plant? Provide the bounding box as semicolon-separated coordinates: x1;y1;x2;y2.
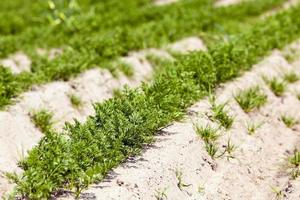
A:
195;125;219;144
283;71;299;83
235;86;267;112
154;187;168;200
175;169;191;191
263;77;286;96
205;142;219;159
271;186;284;200
210;100;234;129
289;151;300;167
69;94;82;108
246;120;263;135
30;109;54;133
223;139;236;160
119;61;134;77
281;114;297;128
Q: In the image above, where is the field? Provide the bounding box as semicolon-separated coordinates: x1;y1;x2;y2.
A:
1;0;300;199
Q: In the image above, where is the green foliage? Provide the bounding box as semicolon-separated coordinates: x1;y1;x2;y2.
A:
246;120;263;135
175;169;191;191
235;86;267;113
8;5;300;198
0;0;287;109
0;67;21;109
283;71;299;83
196;125;219;144
210;101;234;129
281;114;297;128
119;62;134;77
264;77;286;96
30;109;54;133
289;151;300;167
69;93;82;108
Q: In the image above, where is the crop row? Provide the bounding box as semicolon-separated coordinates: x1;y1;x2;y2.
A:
0;0;286;109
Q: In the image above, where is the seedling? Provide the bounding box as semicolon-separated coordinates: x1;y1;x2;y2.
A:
210;100;234;129
271;186;284;200
263;77;286;96
154;187;168;200
30;109;54;133
235;86;267;113
175;169;191;190
283;71;299;83
246;120;263;135
289;151;300;167
69;94;82;108
205;142;219;159
119;61;134;77
195;125;219;144
113;88;122;98
197;184;205;194
223;139;236;160
296;92;300;101
281;114;297;128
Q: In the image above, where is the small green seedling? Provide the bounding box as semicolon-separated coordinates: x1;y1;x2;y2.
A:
175;169;191;190
264;77;286;96
210;101;234;129
296;92;300;101
224;139;236;160
271;186;284;200
283;71;299;83
246;121;263;135
235;86;267;113
289;151;300;167
154;187;168;200
287;150;300;179
281;114;297;128
119;61;134;77
30;109;54;133
205;142;219;159
197;184;205;194
195;125;219;144
113;88;122;98
69;94;82;108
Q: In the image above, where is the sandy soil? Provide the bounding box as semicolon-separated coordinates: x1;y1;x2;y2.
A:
55;44;300;199
154;0;178;6
0;52;31;74
215;0;243;7
0;37;206;198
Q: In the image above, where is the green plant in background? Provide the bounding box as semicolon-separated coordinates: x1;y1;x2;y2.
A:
289;151;300;167
281;114;297;128
263;77;286;96
288;150;300;179
119;61;134;77
0;0;289;110
47;0;80;27
246;120;263;135
175;169;191;191
210;100;234;129
195;125;219;144
235;86;267;113
283;71;299;83
69;93;82;108
154;187;168;200
30;109;54;133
